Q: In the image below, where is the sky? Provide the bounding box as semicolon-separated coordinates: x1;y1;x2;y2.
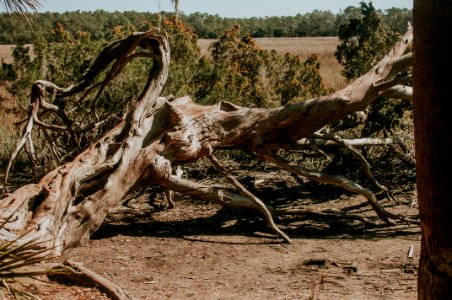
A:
1;0;412;18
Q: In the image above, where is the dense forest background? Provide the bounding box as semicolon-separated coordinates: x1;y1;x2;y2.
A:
0;6;411;44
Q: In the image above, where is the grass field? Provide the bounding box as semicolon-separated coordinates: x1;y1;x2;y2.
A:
0;86;20;165
0;45;30;164
0;45;15;64
0;44;34;64
198;37;346;91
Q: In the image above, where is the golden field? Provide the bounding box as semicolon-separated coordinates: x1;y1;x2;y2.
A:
0;86;19;164
0;44;34;64
198;37;346;91
0;45;15;64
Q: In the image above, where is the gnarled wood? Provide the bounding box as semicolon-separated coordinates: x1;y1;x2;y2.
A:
0;28;415;255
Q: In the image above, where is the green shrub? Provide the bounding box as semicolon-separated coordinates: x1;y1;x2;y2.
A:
193;25;328;107
334;1;411;137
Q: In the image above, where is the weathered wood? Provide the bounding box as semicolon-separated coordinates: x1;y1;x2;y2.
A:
0;28;415;255
50;260;134;300
207;152;292;243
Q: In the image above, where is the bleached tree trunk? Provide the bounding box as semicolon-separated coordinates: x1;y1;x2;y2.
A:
0;28;414;256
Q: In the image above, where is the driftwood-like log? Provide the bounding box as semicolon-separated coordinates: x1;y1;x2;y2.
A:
0;28;415;255
49;260;134;300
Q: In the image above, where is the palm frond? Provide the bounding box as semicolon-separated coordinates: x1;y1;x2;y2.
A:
0;214;64;299
1;0;41;13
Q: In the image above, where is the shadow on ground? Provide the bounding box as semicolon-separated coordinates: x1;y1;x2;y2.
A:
93;180;419;244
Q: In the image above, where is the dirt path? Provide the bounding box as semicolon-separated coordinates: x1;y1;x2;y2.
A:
49;194;420;300
2;169;420;299
60;235;420;299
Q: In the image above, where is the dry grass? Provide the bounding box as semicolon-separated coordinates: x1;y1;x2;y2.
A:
198;37;346;91
0;44;34;64
0;87;21;165
0;45;15;64
1;45;33;165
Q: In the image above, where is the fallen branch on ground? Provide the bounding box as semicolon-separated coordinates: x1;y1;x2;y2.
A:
0;27;416;255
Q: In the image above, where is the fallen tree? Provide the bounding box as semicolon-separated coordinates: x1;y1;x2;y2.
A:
0;27;416;255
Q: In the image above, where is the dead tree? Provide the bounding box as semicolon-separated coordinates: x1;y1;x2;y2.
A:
0;28;416;255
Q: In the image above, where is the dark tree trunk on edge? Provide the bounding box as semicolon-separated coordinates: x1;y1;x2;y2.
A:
413;0;452;298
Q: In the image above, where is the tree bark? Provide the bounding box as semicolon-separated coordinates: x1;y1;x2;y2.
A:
413;1;452;298
0;28;414;256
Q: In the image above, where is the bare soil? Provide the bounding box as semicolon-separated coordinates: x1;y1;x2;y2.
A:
6;167;420;300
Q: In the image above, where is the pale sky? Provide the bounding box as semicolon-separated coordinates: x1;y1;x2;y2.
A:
1;0;413;18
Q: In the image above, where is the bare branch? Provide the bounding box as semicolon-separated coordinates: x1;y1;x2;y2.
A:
379;85;413;101
207;152;291;243
310;133;389;195
50;260;134;300
3;117;33;194
254;146;398;224
274;207;383;227
384;53;413;81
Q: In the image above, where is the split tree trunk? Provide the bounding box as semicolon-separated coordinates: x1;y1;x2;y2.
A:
0;28;414;256
413;0;452;298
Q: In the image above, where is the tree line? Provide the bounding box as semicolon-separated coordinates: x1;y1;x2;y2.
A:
0;6;411;44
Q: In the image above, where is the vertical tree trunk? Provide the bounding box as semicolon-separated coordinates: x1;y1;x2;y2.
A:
413;0;452;298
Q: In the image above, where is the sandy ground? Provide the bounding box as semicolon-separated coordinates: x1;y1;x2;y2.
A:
1;165;420;300
26;184;420;300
